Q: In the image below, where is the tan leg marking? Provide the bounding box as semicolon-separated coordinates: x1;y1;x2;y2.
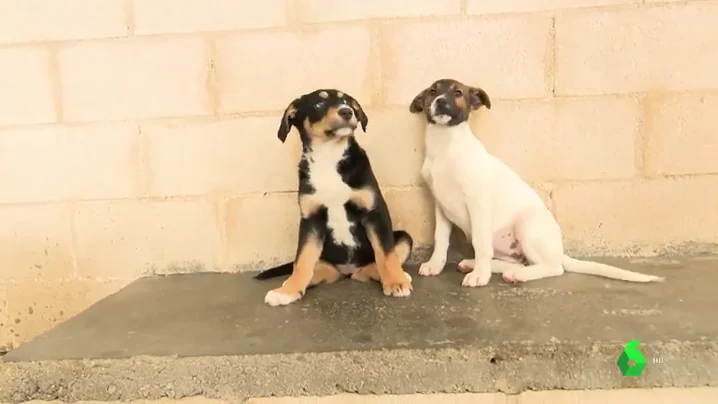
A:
366;229;412;297
309;261;344;286
349;187;376;211
352;235;412;283
274;233;322;297
351;263;379;283
394;236;412;264
299;194;322;218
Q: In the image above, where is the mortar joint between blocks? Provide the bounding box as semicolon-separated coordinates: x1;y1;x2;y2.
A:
124;0;136;36
546;15;557;98
217;196;230;271
47;44;64;123
636;93;656;179
368;23;386;106
205;36;220;119
136;123;152;197
286;0;301;28
65;201;81;279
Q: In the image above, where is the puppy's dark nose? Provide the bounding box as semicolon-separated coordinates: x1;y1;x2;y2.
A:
338;107;354;121
435;97;448;107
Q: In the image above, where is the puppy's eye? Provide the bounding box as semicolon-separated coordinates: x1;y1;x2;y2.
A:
314;102;324;109
454;89;463;97
428;88;437;96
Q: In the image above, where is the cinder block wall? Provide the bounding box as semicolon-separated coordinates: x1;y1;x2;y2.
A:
1;0;716;349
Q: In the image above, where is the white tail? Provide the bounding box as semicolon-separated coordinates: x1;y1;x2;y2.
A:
562;255;665;283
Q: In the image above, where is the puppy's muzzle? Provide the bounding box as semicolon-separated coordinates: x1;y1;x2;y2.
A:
429;96;452;125
338;106;354;121
431;97;450;114
331;106;358;137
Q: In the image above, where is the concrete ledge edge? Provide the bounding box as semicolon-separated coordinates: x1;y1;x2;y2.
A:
2;340;717;403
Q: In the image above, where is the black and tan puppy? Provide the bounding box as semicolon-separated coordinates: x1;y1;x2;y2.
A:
255;89;414;306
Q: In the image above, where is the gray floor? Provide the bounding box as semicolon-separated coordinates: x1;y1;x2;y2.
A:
2;256;718;403
5;256;717;361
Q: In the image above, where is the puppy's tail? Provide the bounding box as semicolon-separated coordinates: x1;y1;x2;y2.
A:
253;262;293;280
562;255;665;283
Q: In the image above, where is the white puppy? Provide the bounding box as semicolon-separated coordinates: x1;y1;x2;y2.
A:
409;78;665;286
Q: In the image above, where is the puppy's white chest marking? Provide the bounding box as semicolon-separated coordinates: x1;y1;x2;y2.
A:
306;141;357;248
422;123;476;235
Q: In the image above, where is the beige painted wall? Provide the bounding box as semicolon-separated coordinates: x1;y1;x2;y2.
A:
1;0;717;350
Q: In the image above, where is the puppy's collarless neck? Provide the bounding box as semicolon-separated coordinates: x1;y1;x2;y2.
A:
304;136;351;154
425;121;472;138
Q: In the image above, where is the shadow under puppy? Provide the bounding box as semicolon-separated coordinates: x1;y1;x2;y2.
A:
255;89;414;306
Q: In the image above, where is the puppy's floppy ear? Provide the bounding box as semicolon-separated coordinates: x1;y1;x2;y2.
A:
469;87;491;110
348;97;368;132
410;88;428;113
277;99;299;143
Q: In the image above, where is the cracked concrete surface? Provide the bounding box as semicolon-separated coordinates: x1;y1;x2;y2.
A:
1;256;717;403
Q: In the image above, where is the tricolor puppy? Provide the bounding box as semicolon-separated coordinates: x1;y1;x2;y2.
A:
255;89;414;306
410;78;665;286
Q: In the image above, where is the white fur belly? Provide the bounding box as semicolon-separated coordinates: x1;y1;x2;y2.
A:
434;184;470;235
307;148;357;249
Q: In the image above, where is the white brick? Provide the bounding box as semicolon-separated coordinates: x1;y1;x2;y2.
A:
298;0;460;23
142;117;302;197
358;108;425;187
472;97;638;182
0;204;75;279
74;200;220;278
645;93;718;176
59;38;211;121
225;193;299;271
466;0;639;15
216;27;371;113
555;4;718;95
0;123;141;203
134;0;287;35
553;176;718;256
384;16;552;105
0;0;126;44
383;187;435;246
0;48;55;126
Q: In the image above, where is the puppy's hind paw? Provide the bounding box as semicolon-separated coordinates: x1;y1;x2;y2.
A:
458;259;475;273
502;269;524;284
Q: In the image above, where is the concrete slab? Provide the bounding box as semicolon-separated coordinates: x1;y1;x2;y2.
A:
1;256;718;403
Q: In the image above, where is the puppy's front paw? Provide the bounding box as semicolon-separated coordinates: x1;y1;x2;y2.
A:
264;288;301;306
462;270;491;288
419;260;445;276
382;273;413;297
